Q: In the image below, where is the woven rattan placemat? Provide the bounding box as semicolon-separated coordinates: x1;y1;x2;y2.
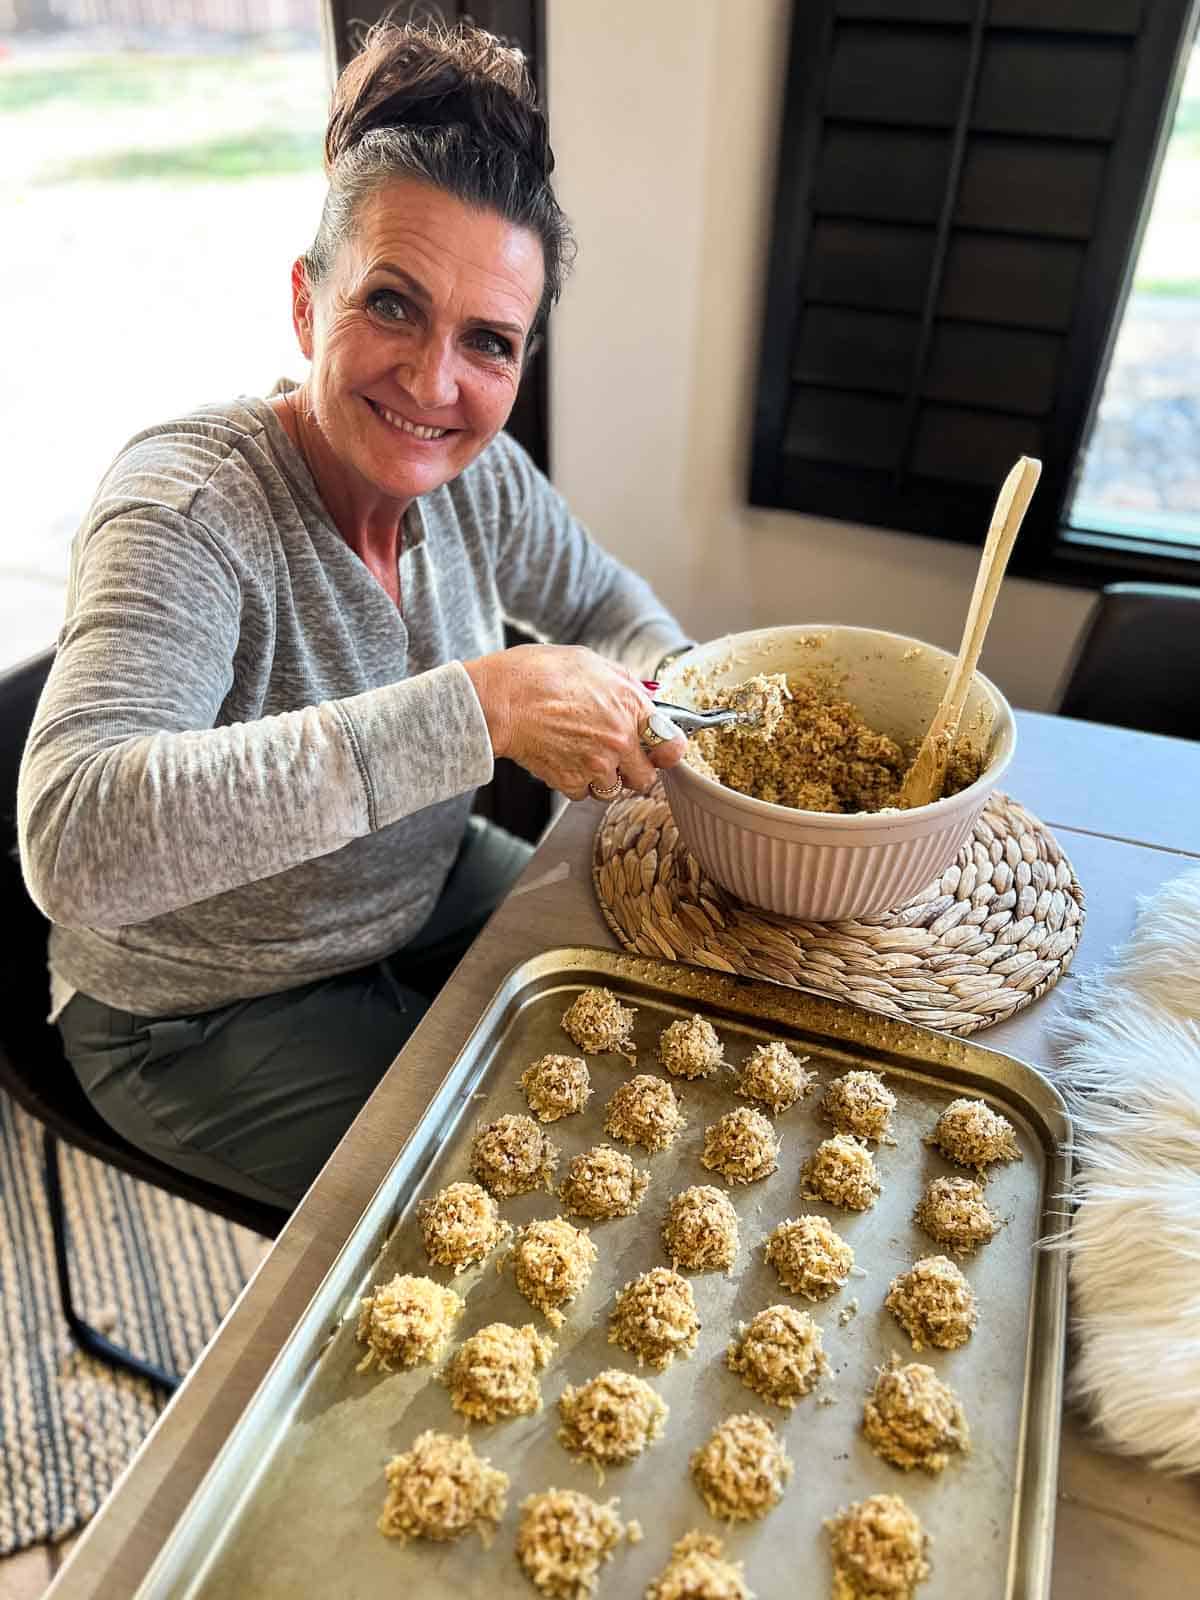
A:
593;788;1084;1037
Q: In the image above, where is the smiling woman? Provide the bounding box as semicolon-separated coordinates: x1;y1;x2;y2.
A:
17;19;692;1212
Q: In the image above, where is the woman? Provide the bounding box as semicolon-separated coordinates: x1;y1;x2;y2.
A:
17;21;691;1209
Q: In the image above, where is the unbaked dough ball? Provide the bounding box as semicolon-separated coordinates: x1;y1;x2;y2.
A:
689;1413;793;1522
700;1106;780;1185
662;1185;740;1272
377;1430;508;1545
764;1215;855;1301
885;1255;978;1352
645;1532;753;1600
821;1070;897;1143
556;1369;668;1468
726;1304;828;1410
734;1040;815;1114
355;1274;464;1374
800;1134;881;1211
608;1266;700;1370
558;1145;650;1221
658;1014;725;1079
561;987;637;1062
603;1074;686;1153
824;1493;930;1600
515;1488;628;1600
928;1097;1021;1172
520;1054;593;1122
914;1175;1000;1255
470;1113;560;1198
444;1321;555;1424
512;1216;598;1328
418;1181;511;1273
862;1354;969;1474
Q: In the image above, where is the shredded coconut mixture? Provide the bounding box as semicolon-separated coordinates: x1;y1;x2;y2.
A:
520;1054;594;1122
561;987;638;1062
821;1071;897;1143
734;1040;815;1114
765;1215;855;1301
558;1144;650;1220
658;1014;725;1079
355;1273;463;1374
662;1185;741;1272
928;1097;1022;1173
603;1074;686;1153
557;1368;669;1469
515;1488;628;1600
470;1112;560;1198
377;1430;508;1545
512;1216;598;1328
689;1412;794;1522
418;1181;511;1274
645;1531;754;1600
608;1266;701;1369
885;1256;979;1352
726;1304;829;1410
701;1106;780;1185
824;1493;931;1600
914;1175;1000;1255
801;1134;881;1211
444;1321;555;1424
862;1354;970;1474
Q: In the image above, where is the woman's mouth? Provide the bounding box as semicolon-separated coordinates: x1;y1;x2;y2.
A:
366;398;452;440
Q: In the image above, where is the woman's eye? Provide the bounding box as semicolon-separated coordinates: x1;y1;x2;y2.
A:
367;289;409;322
470;330;514;360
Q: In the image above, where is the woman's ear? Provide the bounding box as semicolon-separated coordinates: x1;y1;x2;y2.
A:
291;258;315;360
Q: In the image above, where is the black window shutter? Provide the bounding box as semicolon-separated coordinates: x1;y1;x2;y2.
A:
750;0;1198;574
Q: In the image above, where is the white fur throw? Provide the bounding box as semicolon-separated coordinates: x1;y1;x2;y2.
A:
1046;866;1200;1475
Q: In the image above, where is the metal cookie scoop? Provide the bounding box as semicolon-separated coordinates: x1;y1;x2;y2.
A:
641;682;765;735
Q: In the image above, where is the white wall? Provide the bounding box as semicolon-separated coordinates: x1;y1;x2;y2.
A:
547;0;1094;711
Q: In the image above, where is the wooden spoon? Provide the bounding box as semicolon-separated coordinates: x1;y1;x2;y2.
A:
898;455;1042;809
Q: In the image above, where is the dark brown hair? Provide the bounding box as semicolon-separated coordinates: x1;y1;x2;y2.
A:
304;18;573;332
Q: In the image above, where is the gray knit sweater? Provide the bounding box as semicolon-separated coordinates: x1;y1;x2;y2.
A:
18;393;685;1016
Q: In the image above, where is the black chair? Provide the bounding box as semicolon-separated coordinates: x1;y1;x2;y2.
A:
0;649;289;1393
1055;582;1200;741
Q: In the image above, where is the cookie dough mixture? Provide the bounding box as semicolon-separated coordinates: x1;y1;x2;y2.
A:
726;1304;829;1410
470;1113;560;1198
862;1354;969;1474
556;1369;669;1468
418;1181;511;1273
515;1488;628;1600
645;1531;754;1600
765;1216;855;1301
444;1321;555;1423
520;1054;594;1122
603;1075;686;1153
821;1071;897;1143
914;1175;1000;1254
801;1134;881;1211
658;1014;725;1079
561;987;637;1061
356;1274;464;1373
824;1493;931;1600
686;671;791;740
929;1097;1021;1172
608;1266;701;1369
701;1106;780;1185
558;1145;650;1220
885;1256;978;1352
735;1040;815;1114
377;1430;508;1545
662;1185;741;1272
512;1216;598;1328
689;1413;794;1522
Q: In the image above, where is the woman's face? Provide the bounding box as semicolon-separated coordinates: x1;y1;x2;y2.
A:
291;178;544;508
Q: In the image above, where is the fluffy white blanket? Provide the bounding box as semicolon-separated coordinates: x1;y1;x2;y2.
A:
1047;866;1200;1474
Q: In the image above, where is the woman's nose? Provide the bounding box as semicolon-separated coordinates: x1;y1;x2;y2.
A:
401;336;458;411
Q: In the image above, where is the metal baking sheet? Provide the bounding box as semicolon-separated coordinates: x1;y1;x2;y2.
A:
134;948;1070;1600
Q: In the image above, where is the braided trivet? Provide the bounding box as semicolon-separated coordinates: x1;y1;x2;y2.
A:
593;788;1085;1037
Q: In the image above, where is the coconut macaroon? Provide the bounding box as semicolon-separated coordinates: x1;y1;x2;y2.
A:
645;1531;754;1600
914;1175;1001;1255
470;1113;560;1198
515;1488;629;1600
885;1256;979;1352
726;1304;829;1410
658;1014;725;1079
418;1181;511;1274
689;1413;794;1522
701;1106;780;1185
928;1097;1022;1173
557;1369;669;1469
734;1040;815;1115
608;1266;701;1370
821;1070;897;1143
603;1074;686;1153
800;1134;881;1211
520;1054;594;1122
355;1274;464;1374
862;1354;970;1474
662;1185;741;1273
561;986;638;1062
825;1493;931;1600
512;1217;598;1328
377;1430;508;1545
444;1321;555;1424
765;1215;856;1301
558;1145;651;1221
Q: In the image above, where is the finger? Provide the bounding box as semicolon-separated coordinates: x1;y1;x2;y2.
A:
618;744;659;793
647;733;688;771
563;783;592;803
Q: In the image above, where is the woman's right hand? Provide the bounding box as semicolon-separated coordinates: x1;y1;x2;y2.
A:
464;644;687;801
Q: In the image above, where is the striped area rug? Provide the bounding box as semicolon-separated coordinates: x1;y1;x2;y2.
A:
0;1090;269;1556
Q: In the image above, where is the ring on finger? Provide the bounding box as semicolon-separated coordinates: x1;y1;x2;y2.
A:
639;708;680;751
588;774;624;801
